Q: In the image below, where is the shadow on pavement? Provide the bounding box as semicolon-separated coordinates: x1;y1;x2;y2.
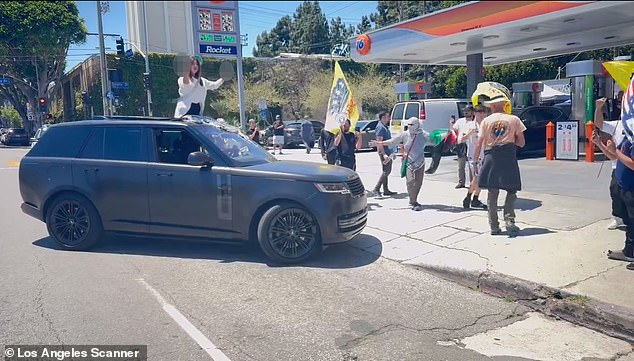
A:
518;227;555;236
515;198;543;211
423;203;472;213
32;234;381;270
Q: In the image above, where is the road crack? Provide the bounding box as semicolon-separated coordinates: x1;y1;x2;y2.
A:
33;254;62;344
339;310;514;350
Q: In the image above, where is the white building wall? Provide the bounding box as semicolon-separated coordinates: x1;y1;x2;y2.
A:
125;1;194;55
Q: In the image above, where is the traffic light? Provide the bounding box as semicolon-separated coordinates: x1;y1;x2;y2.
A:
116;37;125;56
38;97;47;112
143;73;152;90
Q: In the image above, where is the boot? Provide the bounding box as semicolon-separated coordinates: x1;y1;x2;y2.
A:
463;193;472;209
471;195;487;209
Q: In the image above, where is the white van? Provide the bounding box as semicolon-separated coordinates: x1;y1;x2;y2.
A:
390;98;470;135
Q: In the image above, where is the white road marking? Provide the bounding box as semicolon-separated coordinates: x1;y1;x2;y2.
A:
137;278;232;361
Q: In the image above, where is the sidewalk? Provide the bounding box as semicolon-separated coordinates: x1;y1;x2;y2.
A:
282;149;634;342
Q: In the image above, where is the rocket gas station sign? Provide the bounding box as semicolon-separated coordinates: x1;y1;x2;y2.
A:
191;0;241;59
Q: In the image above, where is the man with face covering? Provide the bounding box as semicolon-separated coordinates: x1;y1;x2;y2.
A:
372;117;430;211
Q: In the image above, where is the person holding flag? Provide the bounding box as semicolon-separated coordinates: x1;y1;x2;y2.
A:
324;62;359;142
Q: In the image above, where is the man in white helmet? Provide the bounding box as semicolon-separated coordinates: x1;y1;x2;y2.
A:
472;82;526;237
372;117;429;211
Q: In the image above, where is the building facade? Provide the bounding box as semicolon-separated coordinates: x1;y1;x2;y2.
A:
126;1;194;55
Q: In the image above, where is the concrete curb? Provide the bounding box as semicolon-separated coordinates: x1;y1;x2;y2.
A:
409;264;634;344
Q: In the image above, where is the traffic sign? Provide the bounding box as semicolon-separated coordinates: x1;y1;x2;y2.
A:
111;81;129;90
257;98;267;110
106;91;115;100
0;77;12;85
125;49;133;59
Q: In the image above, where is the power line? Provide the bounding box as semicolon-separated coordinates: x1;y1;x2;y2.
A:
326;2;361;16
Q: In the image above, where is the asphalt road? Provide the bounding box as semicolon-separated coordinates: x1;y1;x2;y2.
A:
1;146;624;361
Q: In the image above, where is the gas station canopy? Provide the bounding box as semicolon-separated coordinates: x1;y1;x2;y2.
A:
350;1;634;66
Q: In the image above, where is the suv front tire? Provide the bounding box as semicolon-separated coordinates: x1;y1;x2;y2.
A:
257;202;322;264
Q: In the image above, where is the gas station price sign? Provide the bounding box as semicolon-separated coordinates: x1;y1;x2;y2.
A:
192;1;241;59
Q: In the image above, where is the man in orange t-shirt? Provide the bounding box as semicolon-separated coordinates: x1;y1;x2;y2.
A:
473;94;526;237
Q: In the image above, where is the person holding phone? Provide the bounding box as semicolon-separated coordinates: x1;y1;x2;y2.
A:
334;119;362;170
174;55;224;118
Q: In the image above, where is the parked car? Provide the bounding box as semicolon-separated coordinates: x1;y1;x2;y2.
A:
265;120;324;148
30;125;50;148
2;128;30;146
19;116;367;264
517;105;569;153
355;120;379;150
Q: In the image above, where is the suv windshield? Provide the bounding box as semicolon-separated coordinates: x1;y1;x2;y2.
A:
193;124;275;166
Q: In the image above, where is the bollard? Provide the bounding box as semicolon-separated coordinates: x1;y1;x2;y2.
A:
585;121;594;162
546;121;555;160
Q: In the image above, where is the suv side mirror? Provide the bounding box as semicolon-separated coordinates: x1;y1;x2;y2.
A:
188;151;214;167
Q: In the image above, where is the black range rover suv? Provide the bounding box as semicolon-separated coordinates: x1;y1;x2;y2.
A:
19;116;367;263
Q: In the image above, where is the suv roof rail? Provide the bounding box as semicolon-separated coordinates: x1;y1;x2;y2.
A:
89;115;175;121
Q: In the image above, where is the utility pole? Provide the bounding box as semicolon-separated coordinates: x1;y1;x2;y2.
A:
141;1;153;116
236;8;246;130
96;1;109;116
398;1;404;82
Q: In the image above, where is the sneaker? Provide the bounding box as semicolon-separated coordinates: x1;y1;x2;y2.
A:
368;189;381;197
471;199;487;210
627;263;634;271
490;227;502;235
506;221;520;237
412;204;424;211
455;183;466;189
607;249;634;262
462;196;471;209
383;190;397;196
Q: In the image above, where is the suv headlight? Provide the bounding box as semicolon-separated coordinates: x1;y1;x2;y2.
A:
314;182;350;194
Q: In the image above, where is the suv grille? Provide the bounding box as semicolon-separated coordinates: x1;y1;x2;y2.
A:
346;177;365;197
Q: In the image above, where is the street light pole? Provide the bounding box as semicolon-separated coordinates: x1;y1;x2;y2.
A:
96;1;109;116
124;40;151;116
141;1;153;116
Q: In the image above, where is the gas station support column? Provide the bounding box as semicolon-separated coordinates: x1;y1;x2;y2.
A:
466;53;483;98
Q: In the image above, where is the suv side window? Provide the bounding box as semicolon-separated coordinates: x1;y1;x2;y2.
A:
79;128;104;159
153;128;204;165
28;126;92;158
103;127;146;161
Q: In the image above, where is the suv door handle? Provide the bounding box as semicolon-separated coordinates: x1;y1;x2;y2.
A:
83;168;99;172
156;172;173;177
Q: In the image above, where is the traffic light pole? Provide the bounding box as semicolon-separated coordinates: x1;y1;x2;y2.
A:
96;1;110;116
124;40;152;117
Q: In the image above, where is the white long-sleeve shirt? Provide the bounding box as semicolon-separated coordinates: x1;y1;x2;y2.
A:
174;76;224;118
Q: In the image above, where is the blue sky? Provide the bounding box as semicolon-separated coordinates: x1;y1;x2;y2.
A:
66;1;378;72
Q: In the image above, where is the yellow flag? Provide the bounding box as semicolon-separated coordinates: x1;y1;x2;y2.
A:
325;61;359;134
603;61;634;92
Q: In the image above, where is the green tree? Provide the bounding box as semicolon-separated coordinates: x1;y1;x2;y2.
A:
253;15;293;57
356;15;372;34
351;73;397;118
291;1;330;55
0;107;22;127
0;1;86;128
329;17;355;48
